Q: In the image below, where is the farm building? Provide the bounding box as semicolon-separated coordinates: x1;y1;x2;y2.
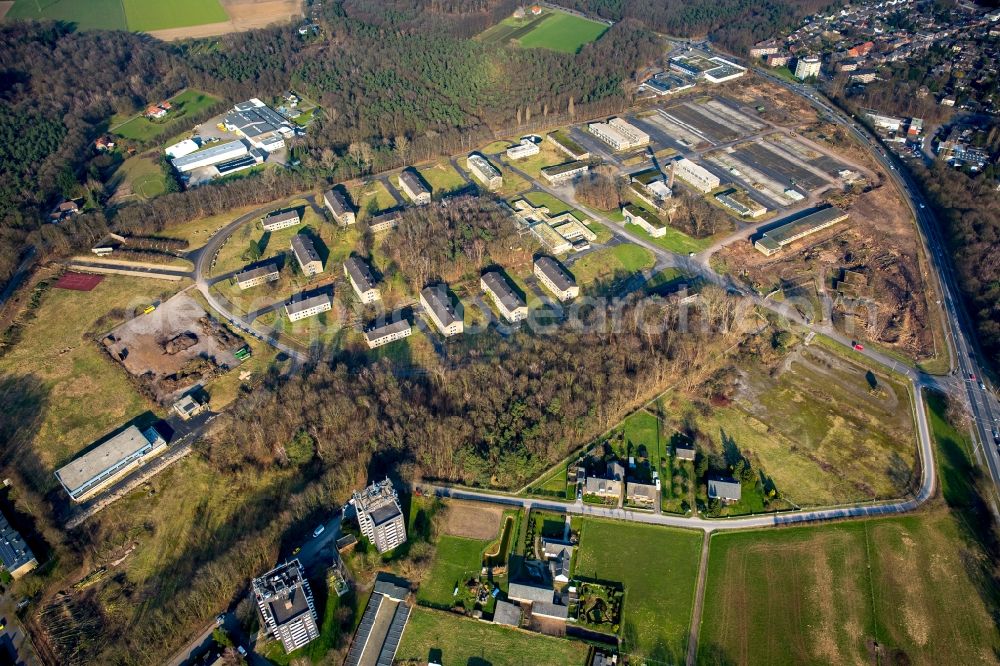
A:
55;425;167;502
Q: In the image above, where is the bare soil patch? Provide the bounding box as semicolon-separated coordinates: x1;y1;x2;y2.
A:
103;292;242;403
147;0;300;40
440;500;502;539
724;75;819;127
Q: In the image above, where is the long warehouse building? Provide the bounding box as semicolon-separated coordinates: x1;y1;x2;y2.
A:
754;206;848;255
55;425;167;502
170;140;249;173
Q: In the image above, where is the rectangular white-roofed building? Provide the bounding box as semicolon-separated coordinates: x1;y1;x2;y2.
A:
56;425;167;502
171;140;248;173
343;256;380;303
481;271;527;322
285;292;331;321
534;256;578;301
672;157;720;193
588;117;650;151
466;153;503;190
506;139;540;160
420;284;463;337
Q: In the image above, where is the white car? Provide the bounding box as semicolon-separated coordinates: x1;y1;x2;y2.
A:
312;524;325;538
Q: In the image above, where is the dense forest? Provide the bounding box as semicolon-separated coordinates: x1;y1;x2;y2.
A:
549;0;830;53
0;2;659;293
917;164;1000;371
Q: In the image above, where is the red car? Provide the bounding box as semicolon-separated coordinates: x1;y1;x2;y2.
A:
853;342;864;351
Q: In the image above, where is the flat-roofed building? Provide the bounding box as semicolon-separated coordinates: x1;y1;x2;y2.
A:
546;131;590;160
171;140;248;173
235;263;280;290
529;221;573;255
466;153;503;190
541;160;589;185
588;117;650;151
397;168;431;205
55;425;167;502
534;256;578;301
253;559;320;653
715;190;767;218
420;284;463;337
262;209;301;231
672;157;720;193
754;206;848;256
172;394;207;420
343;256;380;303
224;98;297;153
703;57;747;83
323;188;356;226
622;204;667;238
291;234;323;275
481;271;527;323
364;318;412;349
506;138;540;160
0;511;38;579
285;292;332;321
795;55;822;80
354;478;407;553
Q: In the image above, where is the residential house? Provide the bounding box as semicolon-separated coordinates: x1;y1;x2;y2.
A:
481;271;527;323
533;256;578;301
343;256;380;303
466;153;503;190
420;284;463;337
398;168;431;205
626;482;658;508
708;478;742;503
262;209;301;231
364;318;412;349
235;263;280;290
540;539;574;583
674;443;696;461
291;234;323;275
285;292;331;322
324;188;356;226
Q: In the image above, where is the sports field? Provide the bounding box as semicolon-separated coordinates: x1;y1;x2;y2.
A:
5;0;228;31
477;9;609;54
112;89;221;143
576;518;703;661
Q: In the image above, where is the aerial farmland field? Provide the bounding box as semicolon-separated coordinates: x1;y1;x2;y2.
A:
6;0;228;31
121;0;228;32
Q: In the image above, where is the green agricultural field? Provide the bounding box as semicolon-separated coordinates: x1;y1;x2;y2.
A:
571;243;654;287
478;9;608;54
122;0;228;31
576;519;703;661
5;0;126;30
112;89;222;143
699;511;1000;665
417;535;491;608
398;606;589;666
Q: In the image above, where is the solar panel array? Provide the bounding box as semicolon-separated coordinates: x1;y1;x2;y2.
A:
376;603;411;666
344;594;384;666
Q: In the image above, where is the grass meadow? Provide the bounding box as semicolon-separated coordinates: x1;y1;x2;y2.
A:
112;89;221;142
6;0;126;30
416;535;491;608
571;244;654;287
477;9;608;54
576;518;703;661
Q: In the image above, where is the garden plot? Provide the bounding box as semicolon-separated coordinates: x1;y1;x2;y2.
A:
103;292;242;403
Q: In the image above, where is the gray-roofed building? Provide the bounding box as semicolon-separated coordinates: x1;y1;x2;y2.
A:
344;256;380;303
285;292;332;321
345;576;412;666
224;98;296;152
507;582;555;604
420;284;463;337
353;479;407;553
481;271;527;323
493;600;522;626
583;476;621;501
324;188;356;226
367;210;402;233
708;478;742;503
397;168;431;205
674;444;696;461
754;207;849;256
534;256;578;301
253;559;319;654
291;234;323;275
262;209;300;231
0;511;38;579
364;318;412;349
626;482;658;507
172;394;207;420
540;539;574;582
533;600;570;621
235;263;280;290
55;425;167;502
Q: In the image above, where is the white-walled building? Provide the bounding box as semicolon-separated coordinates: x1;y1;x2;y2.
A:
534;256;578;301
262;209;301;231
236;263;280;289
344;256;380;303
672;158;720;193
795;55;822;79
353;479;407;553
506;138;540;160
285;292;331;321
171;140;248;173
420;284;463;337
588;117;650;151
324;188;356;226
481;271;527;322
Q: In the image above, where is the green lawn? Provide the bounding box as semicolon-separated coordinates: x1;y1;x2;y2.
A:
571;244;654;287
517;11;609;54
122;0;228;31
418;161;469;197
576;519;703;660
115;154;168;200
112;89;222;142
398;606;589;665
6;0;126;30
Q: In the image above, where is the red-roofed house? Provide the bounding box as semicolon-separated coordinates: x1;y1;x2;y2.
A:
145;105;167;119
